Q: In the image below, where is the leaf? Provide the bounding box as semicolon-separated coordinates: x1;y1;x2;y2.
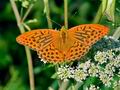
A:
51;73;58;79
102;0;108;13
105;0;116;22
82;77;99;89
112;26;120;40
3;67;27;90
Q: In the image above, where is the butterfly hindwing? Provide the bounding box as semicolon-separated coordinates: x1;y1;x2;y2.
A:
66;24;109;61
37;44;64;63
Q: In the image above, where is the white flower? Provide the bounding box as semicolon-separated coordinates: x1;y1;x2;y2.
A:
86;85;99;90
104;63;115;77
113;55;120;68
73;69;88;82
88;63;99;77
94;51;107;64
57;65;72;80
78;60;91;72
99;72;112;87
106;50;115;59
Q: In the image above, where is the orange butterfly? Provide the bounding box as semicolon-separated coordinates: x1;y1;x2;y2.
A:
16;24;109;63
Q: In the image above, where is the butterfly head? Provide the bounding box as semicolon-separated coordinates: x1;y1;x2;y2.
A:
60;26;67;38
60;26;67;31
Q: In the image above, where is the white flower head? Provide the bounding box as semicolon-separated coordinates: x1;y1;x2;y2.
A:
88;63;99;77
112;55;120;68
86;84;99;90
73;69;88;82
78;60;91;72
94;51;107;64
104;63;115;77
57;65;72;80
106;50;115;59
99;72;112;87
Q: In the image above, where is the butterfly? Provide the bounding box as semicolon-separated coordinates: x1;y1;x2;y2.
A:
16;24;109;63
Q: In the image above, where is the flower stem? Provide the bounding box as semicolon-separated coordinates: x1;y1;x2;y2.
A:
10;0;35;90
59;80;69;90
92;4;103;23
44;0;53;29
22;4;34;22
64;0;68;29
113;26;120;40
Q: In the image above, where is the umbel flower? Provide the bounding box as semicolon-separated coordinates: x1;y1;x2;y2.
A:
57;65;73;80
56;36;120;89
15;0;37;8
73;68;88;82
86;85;99;90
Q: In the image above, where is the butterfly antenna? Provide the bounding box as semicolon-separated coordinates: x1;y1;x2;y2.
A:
47;18;62;28
71;8;79;18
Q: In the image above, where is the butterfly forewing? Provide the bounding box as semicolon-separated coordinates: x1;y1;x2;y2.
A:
66;24;109;61
17;29;55;50
16;29;65;63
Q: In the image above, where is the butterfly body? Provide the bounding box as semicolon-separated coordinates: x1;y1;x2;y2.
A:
16;24;109;63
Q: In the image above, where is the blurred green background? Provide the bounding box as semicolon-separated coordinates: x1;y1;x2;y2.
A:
0;0;120;90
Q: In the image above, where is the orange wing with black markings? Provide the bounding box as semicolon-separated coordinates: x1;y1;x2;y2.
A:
65;24;108;61
16;24;109;63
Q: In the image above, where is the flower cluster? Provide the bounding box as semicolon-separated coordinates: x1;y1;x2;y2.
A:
56;36;120;89
57;65;73;81
15;0;37;8
86;85;99;90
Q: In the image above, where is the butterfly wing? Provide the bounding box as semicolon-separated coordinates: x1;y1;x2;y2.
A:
65;24;109;61
16;29;64;63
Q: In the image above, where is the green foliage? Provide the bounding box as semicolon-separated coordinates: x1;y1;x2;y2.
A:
0;0;120;90
0;38;12;69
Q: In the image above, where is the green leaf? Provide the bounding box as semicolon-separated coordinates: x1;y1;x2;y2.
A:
0;38;12;69
82;77;98;89
102;0;108;13
105;0;116;22
3;67;27;90
51;73;58;79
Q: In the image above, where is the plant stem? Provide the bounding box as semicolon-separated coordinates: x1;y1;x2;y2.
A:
74;82;83;90
92;4;103;24
25;46;35;90
22;4;34;22
10;0;35;90
44;0;52;29
113;26;120;40
59;80;69;90
64;0;68;29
